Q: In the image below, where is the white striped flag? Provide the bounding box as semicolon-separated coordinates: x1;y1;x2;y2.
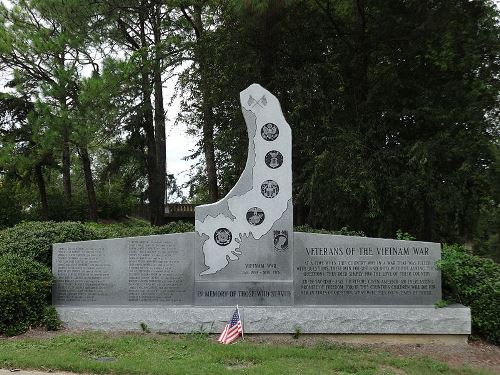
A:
218;307;243;344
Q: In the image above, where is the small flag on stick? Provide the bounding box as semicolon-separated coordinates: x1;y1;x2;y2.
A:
218;306;243;344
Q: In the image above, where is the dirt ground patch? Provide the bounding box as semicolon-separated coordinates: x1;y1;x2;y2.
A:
377;339;500;374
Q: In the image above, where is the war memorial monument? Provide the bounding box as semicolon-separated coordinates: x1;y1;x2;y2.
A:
53;84;471;341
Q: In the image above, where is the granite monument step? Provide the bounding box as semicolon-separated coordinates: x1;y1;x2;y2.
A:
56;305;470;335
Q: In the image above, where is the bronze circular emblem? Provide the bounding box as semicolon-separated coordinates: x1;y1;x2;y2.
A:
214;228;232;246
261;123;279;141
246;207;265;226
261;180;279;198
265;150;283;169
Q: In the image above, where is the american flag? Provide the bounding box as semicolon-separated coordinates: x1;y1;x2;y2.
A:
218;307;243;344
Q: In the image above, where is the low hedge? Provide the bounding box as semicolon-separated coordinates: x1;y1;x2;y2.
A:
0;221;97;267
440;244;500;344
87;220;194;239
294;224;365;237
0;254;53;336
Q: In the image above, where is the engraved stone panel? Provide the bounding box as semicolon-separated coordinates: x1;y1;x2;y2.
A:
53;233;194;305
127;236;193;304
294;232;442;305
195;281;293;306
195;84;293;281
195;199;293;283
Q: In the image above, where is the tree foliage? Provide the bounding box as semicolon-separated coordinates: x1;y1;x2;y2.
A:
0;0;498;259
178;0;500;251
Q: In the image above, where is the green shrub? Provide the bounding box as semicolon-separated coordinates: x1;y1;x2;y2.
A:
96;186;134;219
294;224;365;237
139;322;151;333
85;219;157;239
87;220;194;239
152;221;195;235
44;191;90;222
395;229;416;241
0;221;97;266
0;254;53;336
439;244;500;344
43;306;62;331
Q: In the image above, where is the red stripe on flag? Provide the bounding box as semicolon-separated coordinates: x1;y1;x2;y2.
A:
218;309;243;344
220;322;242;344
218;325;229;343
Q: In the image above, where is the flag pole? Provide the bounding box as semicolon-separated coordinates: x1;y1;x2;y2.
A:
237;304;244;340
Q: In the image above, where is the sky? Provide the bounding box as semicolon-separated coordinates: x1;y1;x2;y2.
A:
162;77;197;201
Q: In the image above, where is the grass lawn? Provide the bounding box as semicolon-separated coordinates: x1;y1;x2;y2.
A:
0;333;494;375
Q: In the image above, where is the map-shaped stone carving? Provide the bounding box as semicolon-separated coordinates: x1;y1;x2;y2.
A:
195;84;292;276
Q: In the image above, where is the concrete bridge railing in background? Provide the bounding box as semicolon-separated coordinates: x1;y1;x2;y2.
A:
165;203;196;217
131;203;197;222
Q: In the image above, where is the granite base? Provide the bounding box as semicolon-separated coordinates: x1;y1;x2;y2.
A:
56;305;470;336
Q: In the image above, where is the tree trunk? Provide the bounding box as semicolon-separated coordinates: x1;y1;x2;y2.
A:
34;163;49;220
78;146;98;221
144;97;162;225
257;2;283;88
423;199;434;241
57;52;72;205
152;0;166;224
138;3;162;226
192;5;219;202
62;123;72;203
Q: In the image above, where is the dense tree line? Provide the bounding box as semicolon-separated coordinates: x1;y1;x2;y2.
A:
0;0;499;259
